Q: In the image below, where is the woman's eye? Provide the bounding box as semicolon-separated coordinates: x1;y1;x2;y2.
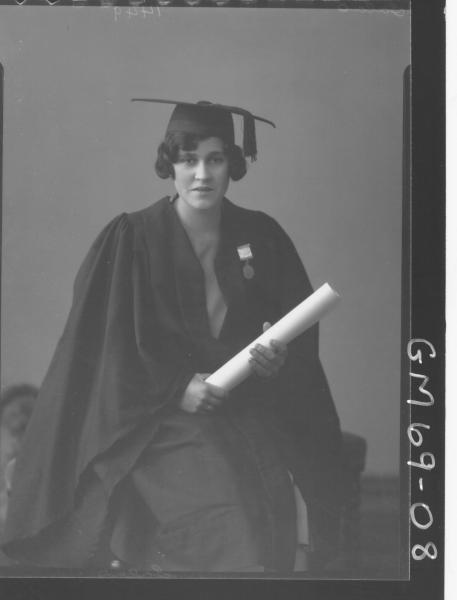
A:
179;155;225;166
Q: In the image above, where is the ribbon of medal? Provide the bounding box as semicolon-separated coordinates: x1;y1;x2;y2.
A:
237;244;255;280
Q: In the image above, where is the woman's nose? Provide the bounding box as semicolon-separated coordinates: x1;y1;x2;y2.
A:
194;160;210;180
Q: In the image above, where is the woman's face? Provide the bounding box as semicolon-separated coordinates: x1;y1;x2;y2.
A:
173;137;230;213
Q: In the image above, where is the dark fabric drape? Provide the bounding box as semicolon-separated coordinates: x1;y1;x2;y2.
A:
3;197;342;568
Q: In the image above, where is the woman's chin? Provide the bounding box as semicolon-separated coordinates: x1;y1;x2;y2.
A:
187;195;223;211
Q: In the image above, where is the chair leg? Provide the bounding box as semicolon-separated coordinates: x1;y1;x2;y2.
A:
340;471;362;570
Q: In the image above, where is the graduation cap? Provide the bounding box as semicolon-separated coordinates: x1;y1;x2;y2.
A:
131;98;276;161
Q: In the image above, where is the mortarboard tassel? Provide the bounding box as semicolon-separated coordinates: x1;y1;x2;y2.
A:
243;113;257;162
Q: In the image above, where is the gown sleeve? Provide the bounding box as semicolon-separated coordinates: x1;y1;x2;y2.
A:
263;216;344;564
3;213;194;550
269;218;342;459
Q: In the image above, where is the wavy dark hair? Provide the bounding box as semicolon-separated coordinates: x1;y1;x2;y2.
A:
155;131;247;182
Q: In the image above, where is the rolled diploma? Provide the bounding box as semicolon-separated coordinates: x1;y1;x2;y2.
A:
206;283;340;391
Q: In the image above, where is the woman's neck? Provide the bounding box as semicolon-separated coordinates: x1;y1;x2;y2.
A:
174;196;222;236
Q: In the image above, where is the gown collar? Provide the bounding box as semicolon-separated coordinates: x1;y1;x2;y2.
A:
165;196;242;347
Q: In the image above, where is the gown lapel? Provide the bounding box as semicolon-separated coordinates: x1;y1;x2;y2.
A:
214;200;251;343
167;199;268;369
165;197;252;369
165;197;211;343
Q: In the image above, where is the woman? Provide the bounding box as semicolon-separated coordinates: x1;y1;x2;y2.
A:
2;100;342;573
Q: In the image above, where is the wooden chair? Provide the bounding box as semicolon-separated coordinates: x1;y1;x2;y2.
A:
338;431;367;570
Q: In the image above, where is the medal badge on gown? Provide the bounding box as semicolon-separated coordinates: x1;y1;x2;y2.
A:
237;244;255;280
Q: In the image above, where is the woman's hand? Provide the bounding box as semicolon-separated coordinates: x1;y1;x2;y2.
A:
248;322;288;378
179;374;228;414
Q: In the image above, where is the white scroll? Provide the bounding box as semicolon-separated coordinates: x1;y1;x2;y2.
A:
206;283;340;392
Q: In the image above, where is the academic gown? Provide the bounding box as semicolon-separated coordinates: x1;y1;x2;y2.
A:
2;196;343;572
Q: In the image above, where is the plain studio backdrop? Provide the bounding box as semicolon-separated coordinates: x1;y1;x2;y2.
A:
0;6;410;476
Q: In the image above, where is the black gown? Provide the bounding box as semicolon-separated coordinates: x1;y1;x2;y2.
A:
2;196;343;572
